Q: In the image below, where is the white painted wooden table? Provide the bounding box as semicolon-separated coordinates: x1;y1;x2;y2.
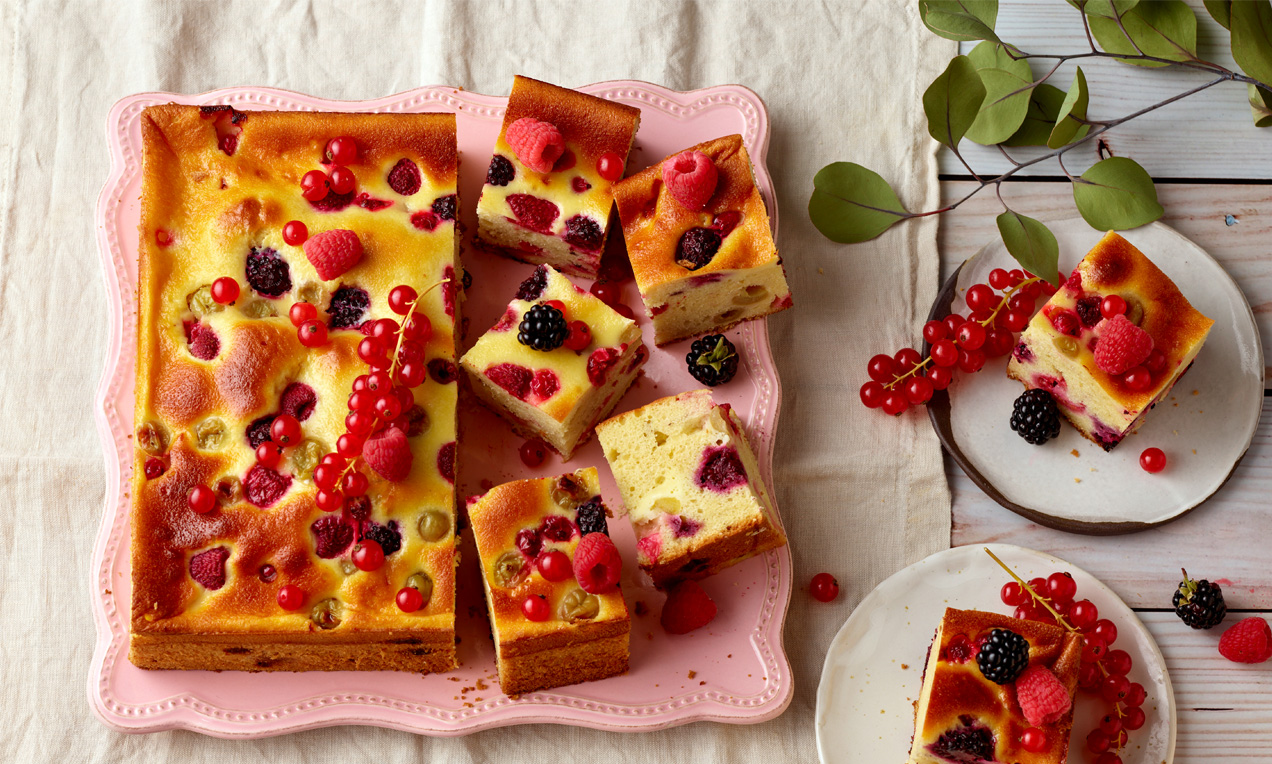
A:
940;3;1272;760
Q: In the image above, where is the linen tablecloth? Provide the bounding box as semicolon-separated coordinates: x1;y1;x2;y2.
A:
0;1;953;760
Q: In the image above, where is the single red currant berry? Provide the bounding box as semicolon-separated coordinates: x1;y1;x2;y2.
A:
955;321;987;350
1140;447;1167;473
1086;729;1111;754
329;165;356;194
1095;752;1123;764
315;488;343;512
810;573;840;602
860;380;886;408
357;337;387;365
988;268;1011;290
1125;682;1146;707
894;347;922;373
1144;349;1167;374
396;586;425;613
1123;706;1146;730
1078;662;1101;690
522;594;551;621
929;340;959;368
881;390;910;416
867;354;896;383
904;375;934;405
326;136;358;165
1028;576;1047;593
1013;604;1036;621
300;169;330;201
1101;294;1128;318
188;484;216;514
1106;648;1133;675
342;470;369;497
345;410;374;436
564;320;592;351
369;318;398;344
957;348;986;373
277;584;305;610
397;361;427;388
1046;571;1077;604
365;370;393;393
1070;599;1099;630
927;366;954;391
352;539;385;571
373;394;403;421
283;220;308;246
1001;581;1027;607
210;277;240;305
596;152;624;182
1102;673;1131;703
1052;311;1079;336
544;299;567;316
298;319;328;347
271;414;302;446
336;432;365;458
1020;728;1048;753
402;312;432;342
537;550;573;582
1082;635;1109;664
348;390;374;412
1003;309;1031;332
943;313;966;336
256;441;282;468
1007;292;1034;312
1092;619;1118;646
1007;269;1025;286
966;283;996;312
520;439;549;467
1124;366;1153;392
388;285;418;315
590;281;621;306
313;464;341;491
289;301;317;327
319;453;345;468
922;320;948;344
985;328;1015;357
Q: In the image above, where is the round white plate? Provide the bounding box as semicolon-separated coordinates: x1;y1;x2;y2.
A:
815;544;1175;764
929;219;1263;533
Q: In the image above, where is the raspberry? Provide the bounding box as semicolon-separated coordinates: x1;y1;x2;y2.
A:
437;441;455;483
311;515;354;559
667;514;702;538
504;117;566;173
563;215;603;251
189;547;229;590
575;499;609;536
1094;314;1154;375
303;229;364;281
485;363;532;400
363;520;402;556
507;194;560;233
326;285;369;329
345;495;372;521
486;155;515;186
573;533;622;594
515;528;542;558
410;211;441;231
362;426;413;482
675;227;722;271
387;158;422;196
540;514;577;542
586;347;621;386
309;188;356;212
1219;617;1272;663
660;580;717;634
530;368;560;399
515;266;549;301
432;194;458;221
279;382;317;421
188;323;220;360
244;464;291;507
696;446;748;492
1015;665;1073;726
661;150;719;210
245;246;292;297
245;415;276;449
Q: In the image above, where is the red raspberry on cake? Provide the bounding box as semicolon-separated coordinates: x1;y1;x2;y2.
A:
1093;314;1154;375
661;150;718;210
1015;665;1073;726
302;228;364;281
475;75;641;278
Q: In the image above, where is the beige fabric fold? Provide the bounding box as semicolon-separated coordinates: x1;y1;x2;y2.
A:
0;0;952;760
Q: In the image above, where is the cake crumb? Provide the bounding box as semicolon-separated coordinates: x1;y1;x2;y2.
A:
699;680;706;686
687;670;697;679
448;676;461;682
476;679;487;691
1192;449;1197;454
1070;449;1080;458
1192;390;1199;395
727;654;732;658
901;663;909;670
818;267;825;275
463;702;473;708
1074;478;1082;483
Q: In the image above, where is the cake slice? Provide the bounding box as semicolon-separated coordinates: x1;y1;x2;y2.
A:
460;264;648;458
613;134;792;346
1006;231;1214;450
474;75;641;278
467;468;630;695
595;389;786;589
908;608;1081;764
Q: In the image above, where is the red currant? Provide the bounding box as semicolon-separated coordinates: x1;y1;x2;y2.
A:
1052;311;1079;336
930;340;959;367
966;283;996;312
1008;269;1025;286
860;380;886;408
402;312;433;342
590;281;621;306
1095;752;1123;764
1086;729;1111;754
270;414;302;446
544;299;567;315
922;320;947;344
955;321;986;350
596;152;624;182
396;586;425;613
927;366;954;390
336;432;365;458
1070;599;1099;630
1092;619;1118;646
943;313;965;336
210;277;240;305
1123;706;1146;730
1082;635;1108;663
1007;292;1034;312
1144;349;1167;373
298;320;328;347
613;303;636;320
315;488;343;512
1078;662;1101;690
326;136;358;165
348;390;374;412
904;376;934;405
277;584;305;610
319;453;345;468
329;165;356;195
366;370;393;393
289;302;317;327
1001;581;1027;607
1140;447;1167;473
520;439;549;467
358;337;388;366
957;348;986;373
1124;682;1146;707
537;550;573;582
1124;366;1153;392
1101;294;1128;318
867;354;896;383
187;484;216;514
300;169;330;201
881;390;909;416
810;573;840;602
522;594;551;621
256;441;282;468
373;394;402;421
283;220;308;246
342;470;369;497
1105;648;1133;675
352;539;385;571
388;285;417;315
988;268;1011;290
313;464;341;491
1028;576;1048;593
369;319;398;344
1046;571;1077;604
1020;727;1048;753
1101;673;1131;703
564;320;592;351
397;361;427;388
1003;309;1031;332
893;347;922;373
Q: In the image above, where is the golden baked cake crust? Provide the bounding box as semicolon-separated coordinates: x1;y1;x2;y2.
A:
131;105;461;672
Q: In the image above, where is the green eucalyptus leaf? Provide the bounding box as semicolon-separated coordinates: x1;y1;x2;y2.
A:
808;162;910;244
996;210;1060;286
1071;157;1164;230
1002;84;1067;146
1204;0;1232;29
1251;84;1272;128
1089;0;1198;67
1231;0;1272;86
1068;0;1140;19
919;0;1000;43
923;55;987;147
1048;67;1091;149
964;41;1036;145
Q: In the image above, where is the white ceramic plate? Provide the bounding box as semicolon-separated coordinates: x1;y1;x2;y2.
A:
815;544;1175;764
929;219;1263;533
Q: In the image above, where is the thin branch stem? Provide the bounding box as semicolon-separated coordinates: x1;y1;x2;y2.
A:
996;145;1021;167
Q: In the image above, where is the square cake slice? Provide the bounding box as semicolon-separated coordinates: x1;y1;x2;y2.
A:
908;608;1081;764
613;134;792;346
460;264;648;458
595;389;786;589
1006;231;1214;451
467;468;630;695
475;75;641;278
130;105;461;672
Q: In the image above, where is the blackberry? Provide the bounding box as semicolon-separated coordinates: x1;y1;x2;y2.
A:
245;414;277;449
517;304;568;351
1075;295;1103;327
576;499;609;536
515;265;548;301
1010;389;1061;445
675;227;722;271
563;215;603;251
1173;569;1227;629
486;155;515;186
326;285;369;329
245;246;292;297
432;194;458;221
975;628;1029;685
933;718;994;760
363;520;402;556
685;335;739;386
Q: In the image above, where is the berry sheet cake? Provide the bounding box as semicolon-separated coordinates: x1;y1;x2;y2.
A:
1006;231;1214;451
613;134;792;346
130;105;462;672
467;468;630;695
474;75;641;278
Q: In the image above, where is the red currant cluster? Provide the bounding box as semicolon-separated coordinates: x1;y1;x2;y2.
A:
300;135;359;202
860;269;1055;415
997;565;1146;764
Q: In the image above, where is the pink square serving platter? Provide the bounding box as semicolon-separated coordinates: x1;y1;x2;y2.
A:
90;82;793;737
